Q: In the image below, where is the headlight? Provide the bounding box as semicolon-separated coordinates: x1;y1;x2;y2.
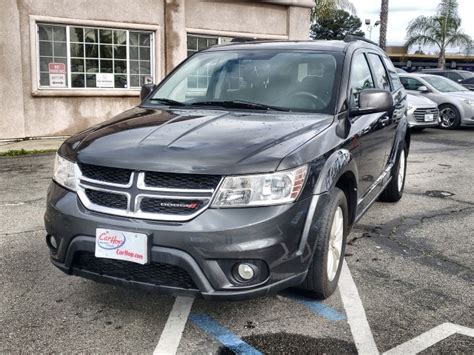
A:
464;99;474;107
53;154;77;191
212;165;308;208
407;105;414;111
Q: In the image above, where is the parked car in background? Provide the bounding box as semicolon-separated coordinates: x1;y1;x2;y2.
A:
45;38;409;301
399;73;474;129
395;68;407;73
422;69;474;86
460;77;474;91
406;94;439;131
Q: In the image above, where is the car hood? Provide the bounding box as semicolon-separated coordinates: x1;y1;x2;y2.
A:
407;94;437;107
63;107;333;175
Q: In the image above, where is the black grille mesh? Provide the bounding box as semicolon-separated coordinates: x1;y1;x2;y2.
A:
144;172;221;190
80;163;132;185
140;198;205;215
72;252;197;289
85;189;127;210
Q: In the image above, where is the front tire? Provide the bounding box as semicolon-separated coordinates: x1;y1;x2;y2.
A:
439;104;461;129
379;142;407;202
299;187;348;299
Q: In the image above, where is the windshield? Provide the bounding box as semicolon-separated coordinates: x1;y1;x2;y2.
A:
459;71;474;80
423;75;468;92
149;50;342;113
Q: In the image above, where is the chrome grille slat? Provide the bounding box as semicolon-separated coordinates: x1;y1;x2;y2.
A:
413;107;439;123
76;164;221;221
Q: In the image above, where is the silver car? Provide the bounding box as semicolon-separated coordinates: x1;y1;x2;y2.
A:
399;73;474;129
406;94;439;130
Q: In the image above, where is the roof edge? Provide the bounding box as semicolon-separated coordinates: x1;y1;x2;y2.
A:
261;0;314;8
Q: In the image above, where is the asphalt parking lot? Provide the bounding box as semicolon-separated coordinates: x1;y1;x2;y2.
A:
1;128;473;354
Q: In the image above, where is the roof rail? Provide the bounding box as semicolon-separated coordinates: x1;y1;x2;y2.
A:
344;35;379;47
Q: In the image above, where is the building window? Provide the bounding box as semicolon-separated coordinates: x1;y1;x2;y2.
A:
37;24;153;90
185;34;246;94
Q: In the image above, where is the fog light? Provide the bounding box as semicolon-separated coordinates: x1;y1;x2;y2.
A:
237;263;255;281
46;234;58;250
50;236;58;249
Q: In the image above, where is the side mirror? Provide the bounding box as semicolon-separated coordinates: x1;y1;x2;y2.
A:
350;89;394;117
417;85;430;93
140;83;156;102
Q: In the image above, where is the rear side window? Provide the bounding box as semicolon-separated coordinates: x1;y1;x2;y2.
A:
367;53;390;91
349;53;375;106
400;77;424;91
381;56;402;91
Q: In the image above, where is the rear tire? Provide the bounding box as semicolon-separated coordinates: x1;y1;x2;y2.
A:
299;187;348;299
379;142;407;202
439;104;461;129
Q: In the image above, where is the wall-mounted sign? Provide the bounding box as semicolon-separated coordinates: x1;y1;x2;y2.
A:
96;73;115;88
48;63;66;88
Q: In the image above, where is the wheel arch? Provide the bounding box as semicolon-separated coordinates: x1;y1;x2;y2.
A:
312;149;359;228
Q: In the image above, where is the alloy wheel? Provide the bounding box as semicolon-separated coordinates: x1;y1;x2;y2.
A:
327;206;344;282
439;107;457;128
398;149;406;192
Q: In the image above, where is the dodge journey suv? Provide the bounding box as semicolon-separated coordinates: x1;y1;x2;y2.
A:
45;37;409;300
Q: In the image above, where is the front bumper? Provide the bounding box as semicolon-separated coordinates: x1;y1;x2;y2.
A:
45;182;327;300
406;109;439;128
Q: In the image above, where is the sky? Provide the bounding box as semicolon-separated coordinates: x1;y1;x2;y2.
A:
350;0;474;53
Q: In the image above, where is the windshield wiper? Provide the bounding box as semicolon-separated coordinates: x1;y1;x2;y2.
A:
190;100;290;112
148;97;187;106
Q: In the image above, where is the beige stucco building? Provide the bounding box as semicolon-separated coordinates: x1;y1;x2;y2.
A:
0;0;313;140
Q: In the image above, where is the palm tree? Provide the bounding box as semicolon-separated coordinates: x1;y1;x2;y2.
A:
379;0;389;49
405;0;472;68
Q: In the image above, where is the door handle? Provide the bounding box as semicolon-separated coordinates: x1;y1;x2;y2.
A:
380;116;390;125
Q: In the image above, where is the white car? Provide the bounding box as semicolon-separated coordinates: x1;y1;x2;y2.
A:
399;73;474;129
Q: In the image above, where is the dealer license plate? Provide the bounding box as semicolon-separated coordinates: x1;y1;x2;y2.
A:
424;114;434;122
95;228;148;265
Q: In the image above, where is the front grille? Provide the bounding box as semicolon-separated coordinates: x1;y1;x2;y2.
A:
140;198;205;215
72;251;197;289
77;164;219;221
79;163;132;185
144;171;221;190
414;108;439;122
85;189;128;210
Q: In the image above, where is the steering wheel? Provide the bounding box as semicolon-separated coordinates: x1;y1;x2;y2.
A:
288;92;326;109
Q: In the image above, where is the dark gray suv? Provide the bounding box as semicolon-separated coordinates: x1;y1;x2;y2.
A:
45;37;409;300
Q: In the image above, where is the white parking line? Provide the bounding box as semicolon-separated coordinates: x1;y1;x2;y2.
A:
154;296;194;355
339;260;379;355
383;322;474;355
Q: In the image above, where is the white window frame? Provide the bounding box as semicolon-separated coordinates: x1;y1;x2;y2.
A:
29;15;163;97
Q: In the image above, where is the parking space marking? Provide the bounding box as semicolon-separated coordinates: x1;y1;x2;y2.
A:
190;314;262;355
282;292;346;321
339;260;379;355
153;296;194;355
383;322;474;355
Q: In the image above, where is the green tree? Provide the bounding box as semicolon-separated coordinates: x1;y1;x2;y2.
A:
311;0;356;23
310;9;365;40
405;0;472;68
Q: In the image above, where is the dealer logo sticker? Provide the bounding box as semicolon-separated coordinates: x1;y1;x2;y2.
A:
97;230;126;250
